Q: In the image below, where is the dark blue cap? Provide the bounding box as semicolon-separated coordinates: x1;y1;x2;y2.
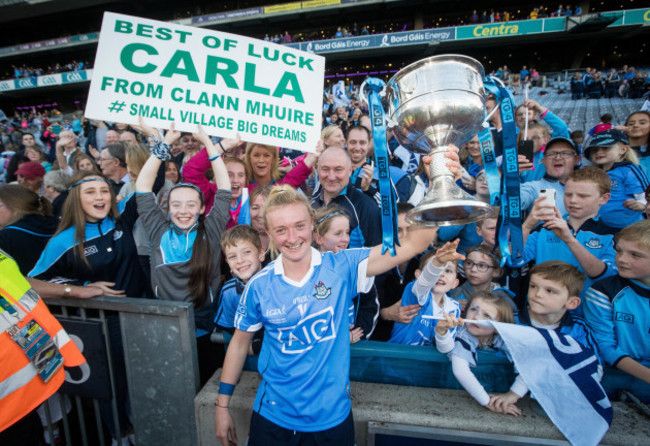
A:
585;129;629;159
545;136;579;155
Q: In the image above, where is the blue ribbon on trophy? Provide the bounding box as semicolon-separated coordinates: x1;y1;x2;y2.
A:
478;126;501;207
483;76;525;268
362;78;399;256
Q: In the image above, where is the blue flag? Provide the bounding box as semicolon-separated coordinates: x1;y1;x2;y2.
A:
485;321;612;446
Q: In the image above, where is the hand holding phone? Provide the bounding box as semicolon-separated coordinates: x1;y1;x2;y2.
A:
538;189;556;208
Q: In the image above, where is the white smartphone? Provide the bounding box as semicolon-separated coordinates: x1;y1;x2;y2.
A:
539;189;556;208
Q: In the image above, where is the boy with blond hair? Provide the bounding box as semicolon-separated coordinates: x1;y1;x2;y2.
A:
585;220;650;402
522;167;617;299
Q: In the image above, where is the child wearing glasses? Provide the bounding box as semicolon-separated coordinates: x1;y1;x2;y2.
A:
522;167;618;307
387;240;463;346
435;291;522;415
450;244;516;314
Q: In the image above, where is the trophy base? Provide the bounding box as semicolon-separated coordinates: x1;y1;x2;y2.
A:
406;199;493;227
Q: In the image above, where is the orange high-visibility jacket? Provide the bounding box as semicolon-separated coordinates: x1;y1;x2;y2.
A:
0;250;86;432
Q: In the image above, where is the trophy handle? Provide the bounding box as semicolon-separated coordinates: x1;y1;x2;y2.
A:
359;80;398;128
484;75;507;126
358;79;370;105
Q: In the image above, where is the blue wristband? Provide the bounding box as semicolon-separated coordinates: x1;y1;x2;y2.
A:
219;382;235;395
209;153;221;162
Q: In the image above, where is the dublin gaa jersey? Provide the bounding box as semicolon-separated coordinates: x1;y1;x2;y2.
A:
235;247;373;431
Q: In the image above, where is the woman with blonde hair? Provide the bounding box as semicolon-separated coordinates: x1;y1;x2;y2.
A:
321;124;345;148
244;142;319;192
216;148;462;445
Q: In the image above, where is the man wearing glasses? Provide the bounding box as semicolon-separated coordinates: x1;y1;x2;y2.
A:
519;137;581;216
98;143;130;195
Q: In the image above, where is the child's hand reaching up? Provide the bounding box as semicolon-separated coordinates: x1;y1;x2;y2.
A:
488;391;522;416
435;312;463;336
432;240;465;268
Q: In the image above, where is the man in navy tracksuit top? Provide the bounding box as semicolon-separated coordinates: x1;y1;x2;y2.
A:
311;146;381;248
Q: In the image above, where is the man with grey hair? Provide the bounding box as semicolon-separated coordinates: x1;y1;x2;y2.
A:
99;143;129;194
43;170;71;218
311;145;381;248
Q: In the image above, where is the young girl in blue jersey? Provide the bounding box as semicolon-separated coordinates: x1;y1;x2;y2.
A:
388;241;463;346
313;205;379;342
134;122;231;385
436;291;523;416
584;129;649;229
216;149;463;446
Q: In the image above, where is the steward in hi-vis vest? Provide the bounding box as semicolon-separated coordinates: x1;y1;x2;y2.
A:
0;249;85;432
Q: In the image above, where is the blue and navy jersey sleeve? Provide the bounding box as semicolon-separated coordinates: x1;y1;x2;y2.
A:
215;279;240;330
234;270;266;333
563;315;603;365
28;227;80;283
623;163;649;196
584;279;626;366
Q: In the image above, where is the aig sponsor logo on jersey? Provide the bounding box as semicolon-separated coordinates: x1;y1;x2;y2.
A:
84;245;99;256
615;312;634;324
277;306;335;354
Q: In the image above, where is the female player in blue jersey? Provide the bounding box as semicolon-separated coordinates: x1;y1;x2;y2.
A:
215;148;462;446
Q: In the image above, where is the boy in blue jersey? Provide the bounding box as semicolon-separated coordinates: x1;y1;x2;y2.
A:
216;225;265;354
388;241;463;346
518;261;601;362
584;220;650;402
521;167;617;302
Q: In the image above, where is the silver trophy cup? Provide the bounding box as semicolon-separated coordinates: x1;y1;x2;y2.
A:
384;55;493;226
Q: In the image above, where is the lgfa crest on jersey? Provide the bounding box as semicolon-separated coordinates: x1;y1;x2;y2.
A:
313;281;331;300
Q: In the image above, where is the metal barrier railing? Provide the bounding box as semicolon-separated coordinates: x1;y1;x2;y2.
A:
43;296;199;446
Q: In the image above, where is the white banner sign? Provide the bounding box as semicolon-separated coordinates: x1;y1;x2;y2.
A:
85;12;325;152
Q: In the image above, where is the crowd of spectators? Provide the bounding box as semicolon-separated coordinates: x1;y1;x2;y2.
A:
570;65;650;100
1;70;649;444
1;60;91;82
0;1;613;55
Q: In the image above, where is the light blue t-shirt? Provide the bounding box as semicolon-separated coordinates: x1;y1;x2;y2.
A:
235;247;373;431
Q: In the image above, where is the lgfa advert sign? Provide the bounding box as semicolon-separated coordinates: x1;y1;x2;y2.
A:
86;12;325;152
